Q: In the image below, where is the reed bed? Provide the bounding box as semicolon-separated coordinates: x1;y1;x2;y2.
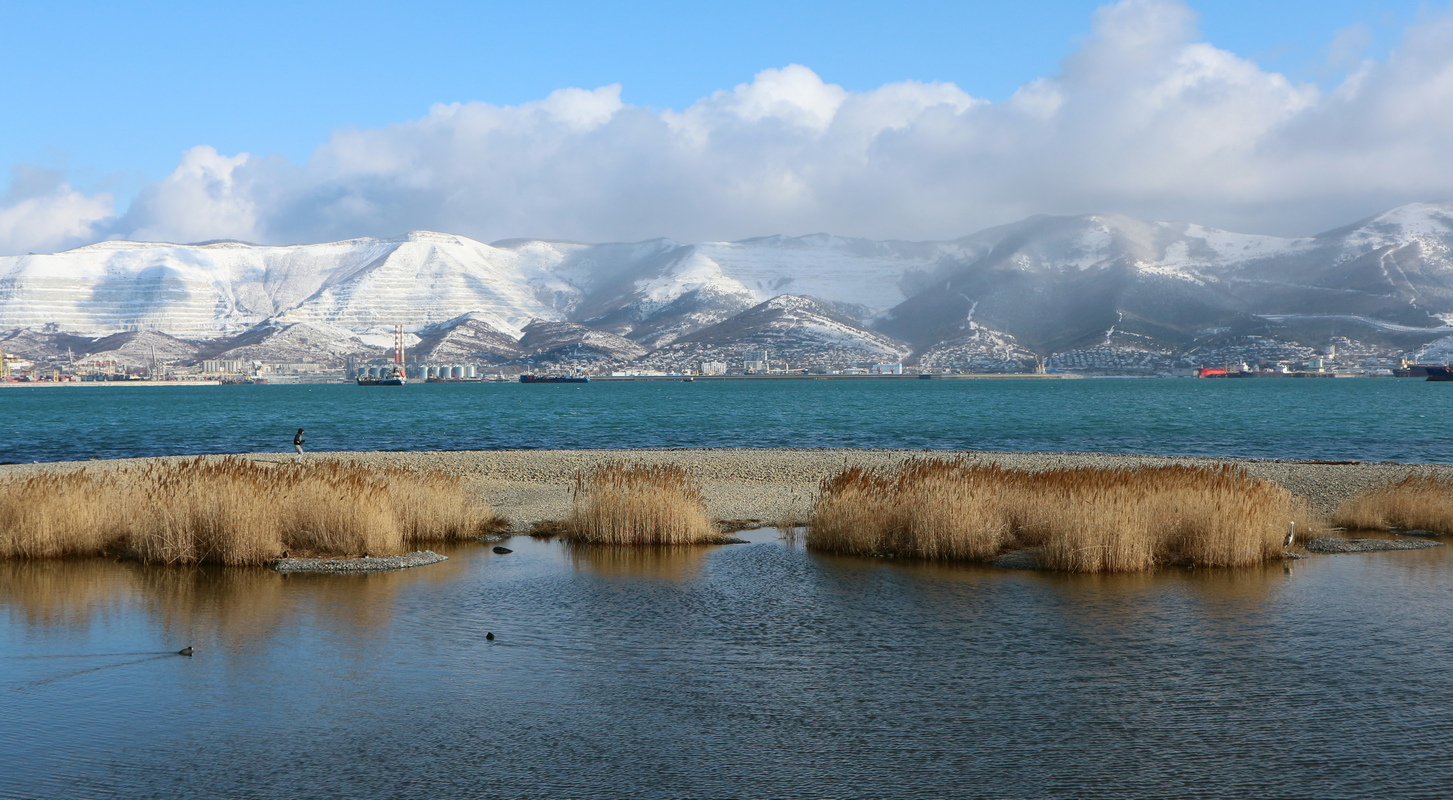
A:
0;458;502;565
1333;474;1453;534
563;462;714;545
808;458;1298;572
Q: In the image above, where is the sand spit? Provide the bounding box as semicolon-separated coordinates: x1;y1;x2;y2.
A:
3;449;1450;526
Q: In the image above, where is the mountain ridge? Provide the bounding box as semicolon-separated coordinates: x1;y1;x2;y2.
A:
5;202;1453;370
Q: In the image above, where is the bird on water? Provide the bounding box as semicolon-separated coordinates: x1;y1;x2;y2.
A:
485;632;495;641
177;647;194;657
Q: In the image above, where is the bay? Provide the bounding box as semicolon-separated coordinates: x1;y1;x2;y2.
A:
0;377;1449;464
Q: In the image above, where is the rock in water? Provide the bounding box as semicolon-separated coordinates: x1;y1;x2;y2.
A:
492;546;513;554
991;550;1042;570
273;551;448;573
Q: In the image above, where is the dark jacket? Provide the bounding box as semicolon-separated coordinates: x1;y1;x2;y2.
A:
294;430;305;446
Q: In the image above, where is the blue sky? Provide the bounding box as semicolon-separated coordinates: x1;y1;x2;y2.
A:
2;0;1422;195
2;0;1451;252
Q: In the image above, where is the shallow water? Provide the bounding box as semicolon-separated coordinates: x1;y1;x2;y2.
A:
2;377;1453;464
4;532;1453;799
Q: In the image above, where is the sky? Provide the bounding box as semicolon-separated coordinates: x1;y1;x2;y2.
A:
1;0;1449;254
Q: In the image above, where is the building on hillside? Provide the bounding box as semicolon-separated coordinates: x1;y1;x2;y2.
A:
699;361;728;376
871;363;904;375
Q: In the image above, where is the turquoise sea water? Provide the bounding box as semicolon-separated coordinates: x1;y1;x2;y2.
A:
1;377;1449;463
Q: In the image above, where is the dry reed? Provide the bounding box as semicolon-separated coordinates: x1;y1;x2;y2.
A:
563;462;714;545
1333;474;1453;534
0;457;502;566
808;458;1298;572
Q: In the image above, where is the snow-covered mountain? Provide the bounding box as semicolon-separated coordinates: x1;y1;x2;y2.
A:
0;232;585;337
881;202;1453;354
633;295;910;373
412;313;523;364
0;229;954;340
3;202;1453;363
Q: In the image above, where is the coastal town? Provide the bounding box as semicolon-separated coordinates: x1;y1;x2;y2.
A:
0;327;1446;383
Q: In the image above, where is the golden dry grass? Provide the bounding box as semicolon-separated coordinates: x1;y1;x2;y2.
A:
0;457;503;565
563;462;714;545
1333;474;1453;534
808;458;1300;572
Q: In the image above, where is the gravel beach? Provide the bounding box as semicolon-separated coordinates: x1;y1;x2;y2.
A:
4;448;1449;525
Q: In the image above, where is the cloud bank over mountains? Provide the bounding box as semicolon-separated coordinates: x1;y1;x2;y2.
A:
6;0;1453;256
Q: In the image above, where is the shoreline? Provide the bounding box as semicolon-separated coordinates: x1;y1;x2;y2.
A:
3;448;1447;525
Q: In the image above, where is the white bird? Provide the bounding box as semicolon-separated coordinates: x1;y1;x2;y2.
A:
1284;521;1296;548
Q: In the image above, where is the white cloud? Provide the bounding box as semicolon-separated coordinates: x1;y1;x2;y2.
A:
122;146;264;243
0;168;113;254
6;0;1453;254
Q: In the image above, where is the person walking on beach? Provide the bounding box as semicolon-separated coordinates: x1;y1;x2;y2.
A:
293;428;306;464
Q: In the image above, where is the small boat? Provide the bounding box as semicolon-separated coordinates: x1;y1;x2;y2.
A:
520;374;590;384
682;377;695;382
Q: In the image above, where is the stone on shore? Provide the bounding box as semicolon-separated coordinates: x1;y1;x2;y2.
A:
1303;537;1443;554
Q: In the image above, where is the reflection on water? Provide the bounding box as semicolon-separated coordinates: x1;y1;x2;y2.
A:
566;542;709;581
2;546;474;644
4;531;1453;799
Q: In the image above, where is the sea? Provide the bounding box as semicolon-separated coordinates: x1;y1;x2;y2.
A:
3;377;1453;799
0;375;1449;464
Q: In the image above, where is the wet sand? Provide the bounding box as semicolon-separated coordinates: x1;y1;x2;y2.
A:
3;448;1448;526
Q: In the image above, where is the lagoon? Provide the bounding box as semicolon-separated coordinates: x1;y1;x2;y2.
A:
4;529;1453;799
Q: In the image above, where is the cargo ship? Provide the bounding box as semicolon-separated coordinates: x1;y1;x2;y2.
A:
1195;367;1335;378
519;374;590;383
1426;366;1453;382
1394;360;1449;378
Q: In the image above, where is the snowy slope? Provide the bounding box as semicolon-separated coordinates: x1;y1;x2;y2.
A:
0;232;585;337
882;202;1453;353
